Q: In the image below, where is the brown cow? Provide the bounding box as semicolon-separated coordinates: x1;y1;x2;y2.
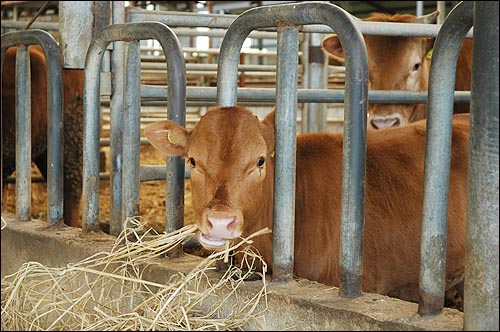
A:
145;105;468;306
2;45;84;227
322;11;472;129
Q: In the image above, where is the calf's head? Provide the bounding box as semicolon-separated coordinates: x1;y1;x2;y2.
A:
145;106;275;251
321;11;438;129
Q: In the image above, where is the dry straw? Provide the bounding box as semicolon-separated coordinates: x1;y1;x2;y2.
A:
1;217;271;331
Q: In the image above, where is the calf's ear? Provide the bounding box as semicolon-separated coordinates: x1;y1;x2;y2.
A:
414;10;439;24
321;34;345;64
144;120;188;156
261;109;276;152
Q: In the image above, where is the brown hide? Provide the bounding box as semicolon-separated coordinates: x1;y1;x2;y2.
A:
321;12;472;129
145;106;468;304
2;45;84;227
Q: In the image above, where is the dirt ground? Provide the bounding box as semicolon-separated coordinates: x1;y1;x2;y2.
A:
3;143;195;233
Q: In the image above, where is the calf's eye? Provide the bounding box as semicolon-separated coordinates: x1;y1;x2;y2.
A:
413;62;421;71
257;157;265;167
189;157;196;167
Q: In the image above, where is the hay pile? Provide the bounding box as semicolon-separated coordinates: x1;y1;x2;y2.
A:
1;218;270;331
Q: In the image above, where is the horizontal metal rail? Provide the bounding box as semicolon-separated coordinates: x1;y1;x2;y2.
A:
127;7;473;38
140;85;471;104
141;62;282;72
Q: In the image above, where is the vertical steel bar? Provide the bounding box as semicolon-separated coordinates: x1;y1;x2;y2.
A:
416;1;424;17
109;1;125;236
82;35;106;231
59;1;94;69
273;24;299;281
328;12;368;299
2;30;64;226
121;41;141;220
418;1;473;316
437;2;446;25
15;45;31;221
216;2;368;294
0;52;3;204
38;35;64;226
322;45;329;130
301;32;309;133
307;32;325;133
164;28;187;258
464;2;499;330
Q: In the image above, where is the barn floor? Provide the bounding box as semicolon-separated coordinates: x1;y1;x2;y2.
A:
1;214;464;331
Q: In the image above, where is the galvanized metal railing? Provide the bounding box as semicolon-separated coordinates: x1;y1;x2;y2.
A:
82;22;186;241
419;0;474;316
465;2;499;331
419;1;499;328
1;29;64;226
216;1;368;298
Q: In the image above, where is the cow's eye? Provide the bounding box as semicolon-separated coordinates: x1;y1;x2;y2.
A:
188;157;196;167
257;157;265;167
412;62;421;71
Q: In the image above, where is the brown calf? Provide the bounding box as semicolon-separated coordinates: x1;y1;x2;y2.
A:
322;11;472;129
145;106;468;304
2;45;84;227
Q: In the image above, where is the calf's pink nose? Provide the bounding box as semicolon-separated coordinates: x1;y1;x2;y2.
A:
371;117;401;129
207;216;236;239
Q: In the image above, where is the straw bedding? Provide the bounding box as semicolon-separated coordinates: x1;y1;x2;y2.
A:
1;217;270;331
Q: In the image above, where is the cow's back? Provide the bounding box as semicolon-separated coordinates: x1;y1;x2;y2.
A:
293;114;469;301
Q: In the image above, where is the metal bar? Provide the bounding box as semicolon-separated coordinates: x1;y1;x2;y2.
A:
272;24;299;282
142;85;470;104
171;27;277;39
418;1;473;316
15;45;31;221
437;1;446;25
83;22;186;233
127;7;239;28
121;41;141;220
216;1;368;296
165;30;187;257
1;29;64;226
139;165;190;182
125;7;474;38
307;32;325;132
141;46;283;56
141;62;280;72
6;166;190;184
1;20;59;30
82;33;107;232
301;32;310;133
465;2;499;331
416;1;424;16
59;1;94;69
109;0;125;236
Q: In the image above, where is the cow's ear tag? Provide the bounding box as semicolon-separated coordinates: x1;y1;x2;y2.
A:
426;48;433;59
167;131;174;144
271;150;275;158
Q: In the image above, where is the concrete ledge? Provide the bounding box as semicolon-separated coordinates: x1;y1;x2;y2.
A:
1;213;463;330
